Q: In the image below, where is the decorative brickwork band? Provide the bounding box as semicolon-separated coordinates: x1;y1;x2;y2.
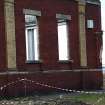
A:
78;1;87;67
4;0;16;69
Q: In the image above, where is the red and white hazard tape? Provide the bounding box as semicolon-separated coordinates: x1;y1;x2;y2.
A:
0;78;105;94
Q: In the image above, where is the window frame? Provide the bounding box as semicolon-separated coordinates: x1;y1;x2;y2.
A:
24;14;40;63
25;26;39;61
57;19;70;61
87;19;94;29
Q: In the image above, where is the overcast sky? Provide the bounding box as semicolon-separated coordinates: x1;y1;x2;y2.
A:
101;0;105;65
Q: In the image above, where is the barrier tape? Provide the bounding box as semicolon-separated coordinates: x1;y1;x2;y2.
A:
0;78;105;94
0;78;105;105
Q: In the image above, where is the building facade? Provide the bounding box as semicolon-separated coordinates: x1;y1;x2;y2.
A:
0;0;103;96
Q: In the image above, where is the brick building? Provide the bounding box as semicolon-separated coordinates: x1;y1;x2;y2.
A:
0;0;103;96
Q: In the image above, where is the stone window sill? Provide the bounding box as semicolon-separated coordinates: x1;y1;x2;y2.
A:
26;60;42;64
58;60;73;63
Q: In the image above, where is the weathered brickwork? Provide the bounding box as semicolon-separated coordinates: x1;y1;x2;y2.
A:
15;0;80;70
0;0;103;96
86;3;102;68
0;0;6;71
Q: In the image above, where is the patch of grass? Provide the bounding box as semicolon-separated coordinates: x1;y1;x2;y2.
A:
0;92;105;105
69;93;105;105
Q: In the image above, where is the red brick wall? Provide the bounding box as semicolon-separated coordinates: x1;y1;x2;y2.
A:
0;70;103;96
0;0;7;71
0;1;103;96
86;3;102;68
0;1;102;70
15;0;80;71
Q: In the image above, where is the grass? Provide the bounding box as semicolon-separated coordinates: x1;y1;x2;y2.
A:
70;93;105;105
0;92;105;105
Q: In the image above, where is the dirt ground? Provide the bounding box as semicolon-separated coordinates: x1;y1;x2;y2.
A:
0;93;91;105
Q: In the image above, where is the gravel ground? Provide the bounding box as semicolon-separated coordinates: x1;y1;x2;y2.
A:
0;93;91;105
